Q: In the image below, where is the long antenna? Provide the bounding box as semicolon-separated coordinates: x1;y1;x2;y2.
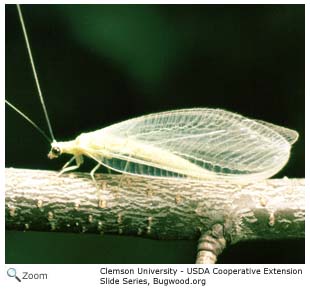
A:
6;100;52;143
16;4;56;141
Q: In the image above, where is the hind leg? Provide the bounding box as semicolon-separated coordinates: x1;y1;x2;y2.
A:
117;157;132;191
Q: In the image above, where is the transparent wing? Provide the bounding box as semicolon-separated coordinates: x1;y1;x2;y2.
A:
94;108;297;181
254;119;299;145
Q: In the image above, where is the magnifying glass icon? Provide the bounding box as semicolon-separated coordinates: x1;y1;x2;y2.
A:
7;268;21;282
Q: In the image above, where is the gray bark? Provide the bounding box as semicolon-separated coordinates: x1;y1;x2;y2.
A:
5;168;304;263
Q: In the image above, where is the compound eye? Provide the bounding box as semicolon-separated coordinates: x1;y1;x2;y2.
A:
52;146;61;156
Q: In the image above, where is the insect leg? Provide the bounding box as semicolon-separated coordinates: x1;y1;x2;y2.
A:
90;163;101;186
117;156;131;189
60;156;75;171
58;155;84;176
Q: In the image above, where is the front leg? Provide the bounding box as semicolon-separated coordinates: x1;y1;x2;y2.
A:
58;155;84;176
60;156;75;171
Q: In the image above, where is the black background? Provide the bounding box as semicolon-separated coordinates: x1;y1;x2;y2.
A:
5;4;304;264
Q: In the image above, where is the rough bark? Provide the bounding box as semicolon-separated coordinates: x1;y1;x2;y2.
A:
5;168;304;263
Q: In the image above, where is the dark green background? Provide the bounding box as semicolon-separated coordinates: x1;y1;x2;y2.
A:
5;4;304;264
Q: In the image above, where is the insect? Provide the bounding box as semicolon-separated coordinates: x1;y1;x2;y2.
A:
6;5;299;184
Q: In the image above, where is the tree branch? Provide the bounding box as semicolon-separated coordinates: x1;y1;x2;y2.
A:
5;168;304;263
